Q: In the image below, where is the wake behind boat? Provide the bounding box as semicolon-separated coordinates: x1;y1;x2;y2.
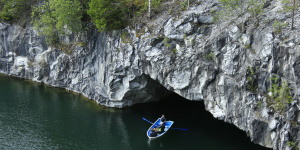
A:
146;118;174;139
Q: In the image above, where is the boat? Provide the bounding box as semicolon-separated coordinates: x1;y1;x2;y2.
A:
146;118;174;139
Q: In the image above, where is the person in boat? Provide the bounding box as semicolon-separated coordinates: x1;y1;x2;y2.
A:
150;128;157;137
161;114;166;123
155;121;165;134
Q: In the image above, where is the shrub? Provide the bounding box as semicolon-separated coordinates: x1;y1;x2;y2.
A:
257;100;262;108
247;67;257;92
168;8;172;14
268;76;294;113
180;1;188;10
287;141;298;150
171;48;178;54
121;31;131;44
163;37;171;48
207;52;215;60
245;44;251;49
272;20;288;35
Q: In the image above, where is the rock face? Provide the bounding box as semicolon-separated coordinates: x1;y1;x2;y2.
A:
0;0;299;149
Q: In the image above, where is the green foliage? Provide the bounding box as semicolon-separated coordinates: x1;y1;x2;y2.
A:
269;76;279;98
171;48;178;54
207;52;215;60
50;0;83;34
245;44;251;49
31;2;58;45
282;0;299;12
191;39;195;46
121;30;131;44
247;67;257;92
55;43;74;55
88;0;126;31
281;0;299;29
268;76;294;113
143;0;161;11
214;0;265;30
54;42;85;55
287;141;298;150
257;100;262;108
272;20;288;35
31;0;84;45
247;0;265;17
0;0;15;20
168;8;172;14
0;0;30;21
87;0;162;30
203;52;215;61
180;0;188;10
290;121;297;126
163;37;171;48
76;42;87;47
277;81;293;104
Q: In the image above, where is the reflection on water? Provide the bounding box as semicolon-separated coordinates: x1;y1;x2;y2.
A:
0;75;271;150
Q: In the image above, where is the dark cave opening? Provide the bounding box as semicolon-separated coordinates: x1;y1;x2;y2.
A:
130;92;271;150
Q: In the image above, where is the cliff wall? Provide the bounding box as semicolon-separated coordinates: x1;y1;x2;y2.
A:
0;0;299;149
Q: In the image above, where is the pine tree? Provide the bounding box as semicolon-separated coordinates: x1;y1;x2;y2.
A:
282;0;299;29
31;0;84;44
87;0;126;31
214;0;266;32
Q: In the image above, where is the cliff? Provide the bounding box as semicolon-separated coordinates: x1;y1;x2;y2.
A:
0;0;299;149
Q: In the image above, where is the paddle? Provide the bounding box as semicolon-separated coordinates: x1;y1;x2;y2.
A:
142;118;188;131
143;118;154;124
170;128;188;131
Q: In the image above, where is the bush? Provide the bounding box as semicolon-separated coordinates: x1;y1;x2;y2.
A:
121;31;131;44
180;1;188;10
207;52;215;60
268;76;293;113
32;0;84;44
171;48;178;54
287;141;298;150
247;67;257;92
0;0;20;21
272;20;288;35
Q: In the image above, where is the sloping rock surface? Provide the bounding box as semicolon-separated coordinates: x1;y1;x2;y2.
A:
0;1;299;149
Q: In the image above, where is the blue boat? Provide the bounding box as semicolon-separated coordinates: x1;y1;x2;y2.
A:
146;118;174;139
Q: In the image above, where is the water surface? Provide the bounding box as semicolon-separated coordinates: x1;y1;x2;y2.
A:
0;75;271;150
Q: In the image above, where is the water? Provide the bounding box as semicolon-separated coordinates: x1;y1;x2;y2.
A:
0;75;271;150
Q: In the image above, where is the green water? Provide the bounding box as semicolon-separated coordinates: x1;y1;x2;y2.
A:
0;75;271;150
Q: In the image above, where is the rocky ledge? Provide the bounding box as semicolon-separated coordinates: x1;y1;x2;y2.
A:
0;0;299;149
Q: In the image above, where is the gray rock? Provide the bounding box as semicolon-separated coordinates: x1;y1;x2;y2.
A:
0;0;299;149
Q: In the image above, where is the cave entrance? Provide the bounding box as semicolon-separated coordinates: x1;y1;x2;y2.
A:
135;92;270;150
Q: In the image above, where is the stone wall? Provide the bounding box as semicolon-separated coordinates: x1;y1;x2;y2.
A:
0;0;299;149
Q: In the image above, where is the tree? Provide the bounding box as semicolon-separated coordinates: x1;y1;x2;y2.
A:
149;0;151;18
214;0;266;32
143;0;161;19
87;0;126;31
119;0;145;26
0;0;30;21
282;0;299;29
50;0;83;34
31;0;84;44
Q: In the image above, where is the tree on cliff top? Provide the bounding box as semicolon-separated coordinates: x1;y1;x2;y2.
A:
282;0;299;30
0;0;34;21
213;0;266;32
31;0;84;44
87;0;126;31
87;0;161;31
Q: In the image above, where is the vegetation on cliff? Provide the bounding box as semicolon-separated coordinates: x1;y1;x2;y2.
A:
0;0;194;44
